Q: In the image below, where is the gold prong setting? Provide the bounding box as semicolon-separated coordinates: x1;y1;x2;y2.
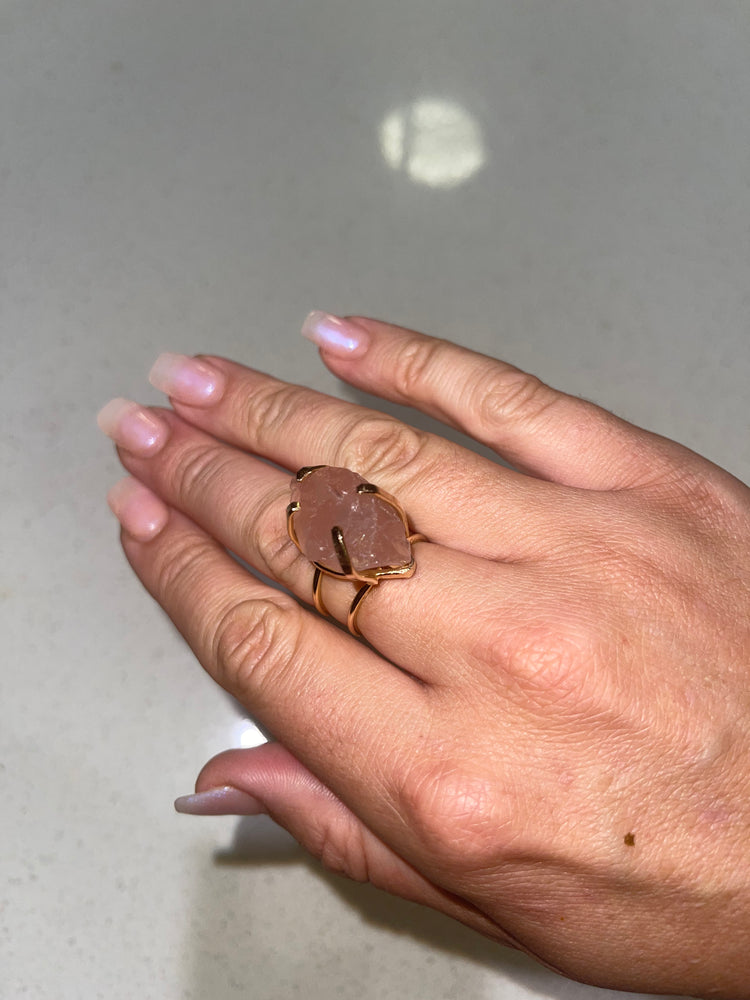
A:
287;466;427;636
296;465;327;482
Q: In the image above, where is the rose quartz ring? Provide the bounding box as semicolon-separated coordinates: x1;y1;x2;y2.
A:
287;466;425;636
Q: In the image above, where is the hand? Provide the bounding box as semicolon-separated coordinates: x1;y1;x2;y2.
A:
99;314;750;998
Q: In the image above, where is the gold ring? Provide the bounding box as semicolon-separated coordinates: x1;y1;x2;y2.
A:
286;466;426;636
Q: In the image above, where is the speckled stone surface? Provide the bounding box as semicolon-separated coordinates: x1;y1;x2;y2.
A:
291;467;412;574
2;2;748;998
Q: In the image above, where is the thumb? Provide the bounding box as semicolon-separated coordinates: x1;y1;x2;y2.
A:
173;742;529;953
176;740;412;885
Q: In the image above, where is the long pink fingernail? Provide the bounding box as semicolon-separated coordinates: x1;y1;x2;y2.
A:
97;398;169;456
301;311;370;357
106;477;169;541
149;353;226;406
174;786;266;816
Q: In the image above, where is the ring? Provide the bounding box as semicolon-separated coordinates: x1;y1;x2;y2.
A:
286;466;426;636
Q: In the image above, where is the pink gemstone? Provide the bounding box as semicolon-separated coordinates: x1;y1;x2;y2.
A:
290;467;412;575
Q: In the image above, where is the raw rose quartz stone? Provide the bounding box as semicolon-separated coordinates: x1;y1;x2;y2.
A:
290;467;411;575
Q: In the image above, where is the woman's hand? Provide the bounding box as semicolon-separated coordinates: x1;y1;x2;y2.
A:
99;314;750;998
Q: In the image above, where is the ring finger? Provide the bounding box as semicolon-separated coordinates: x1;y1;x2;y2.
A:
100;404;519;683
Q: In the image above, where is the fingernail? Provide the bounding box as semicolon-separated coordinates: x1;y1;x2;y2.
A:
301;311;370;357
97;398;169;456
106;476;169;541
149;353;226;406
174;786;266;816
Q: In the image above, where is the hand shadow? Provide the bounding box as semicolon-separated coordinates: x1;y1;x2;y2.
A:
213;815;690;1000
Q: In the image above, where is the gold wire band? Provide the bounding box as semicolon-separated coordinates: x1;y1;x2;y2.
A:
346;534;426;636
311;533;426;636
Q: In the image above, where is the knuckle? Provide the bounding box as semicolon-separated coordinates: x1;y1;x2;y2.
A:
212;595;300;698
153;534;215;599
391;337;445;400
249;488;308;585
476;368;558;432
312;819;370;883
245;382;320;451
343;414;429;480
395;757;515;869
473;618;598;706
510;627;587;689
170;440;234;503
650;462;747;533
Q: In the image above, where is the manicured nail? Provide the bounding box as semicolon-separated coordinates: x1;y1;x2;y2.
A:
106;477;169;542
97;398;169;456
174;786;266;816
149;353;226;406
301;311;370;357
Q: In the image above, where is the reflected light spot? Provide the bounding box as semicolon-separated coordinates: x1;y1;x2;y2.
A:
379;98;486;188
234;718;268;749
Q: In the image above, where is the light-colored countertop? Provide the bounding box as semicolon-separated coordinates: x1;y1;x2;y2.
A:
3;3;748;998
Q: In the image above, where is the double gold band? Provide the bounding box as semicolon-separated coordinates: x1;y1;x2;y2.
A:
309;533;426;636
